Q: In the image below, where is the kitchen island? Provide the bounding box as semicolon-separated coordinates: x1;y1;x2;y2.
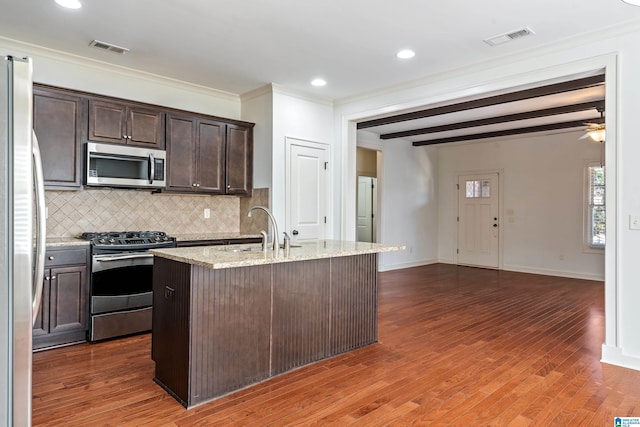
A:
150;240;403;408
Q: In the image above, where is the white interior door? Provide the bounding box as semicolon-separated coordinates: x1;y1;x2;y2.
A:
357;176;375;242
457;173;500;268
286;139;329;241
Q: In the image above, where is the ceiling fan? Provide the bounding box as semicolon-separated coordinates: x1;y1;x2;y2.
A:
580;107;606;143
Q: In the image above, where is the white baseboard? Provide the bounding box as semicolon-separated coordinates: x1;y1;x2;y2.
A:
602;345;640;371
378;259;604;281
502;264;604;281
378;258;438;272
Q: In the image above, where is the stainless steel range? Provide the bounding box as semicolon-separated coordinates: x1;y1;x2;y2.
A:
80;231;176;342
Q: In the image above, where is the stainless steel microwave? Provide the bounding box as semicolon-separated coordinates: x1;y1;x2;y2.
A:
85;142;166;189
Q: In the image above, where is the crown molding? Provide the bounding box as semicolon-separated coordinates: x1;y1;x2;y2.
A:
0;36;240;102
270;83;334;107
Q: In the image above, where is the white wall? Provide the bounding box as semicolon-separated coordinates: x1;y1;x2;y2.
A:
241;86;273;190
378;140;439;271
437;131;605;280
271;87;335;237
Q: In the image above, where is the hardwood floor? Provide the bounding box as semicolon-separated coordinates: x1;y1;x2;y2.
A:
32;264;640;426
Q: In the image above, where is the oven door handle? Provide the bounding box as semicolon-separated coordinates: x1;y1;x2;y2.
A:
95;253;154;262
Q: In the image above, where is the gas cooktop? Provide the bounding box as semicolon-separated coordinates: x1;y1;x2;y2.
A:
80;231;176;251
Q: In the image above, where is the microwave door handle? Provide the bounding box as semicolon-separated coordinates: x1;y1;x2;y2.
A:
149;153;155;184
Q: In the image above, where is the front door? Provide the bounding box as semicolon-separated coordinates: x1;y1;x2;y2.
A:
457;173;500;268
286;138;329;240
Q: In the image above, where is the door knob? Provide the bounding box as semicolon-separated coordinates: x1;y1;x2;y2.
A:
292;230;299;235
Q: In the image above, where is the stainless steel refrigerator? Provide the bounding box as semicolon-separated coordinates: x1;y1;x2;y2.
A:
1;55;46;427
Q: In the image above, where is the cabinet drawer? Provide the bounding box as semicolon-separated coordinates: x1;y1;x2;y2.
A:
45;248;88;267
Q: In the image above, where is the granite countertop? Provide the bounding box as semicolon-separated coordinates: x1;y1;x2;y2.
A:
46;237;90;247
173;232;262;242
151;240;405;269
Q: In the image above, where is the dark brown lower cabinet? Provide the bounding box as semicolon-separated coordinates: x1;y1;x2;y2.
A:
33;246;89;351
152;254;378;408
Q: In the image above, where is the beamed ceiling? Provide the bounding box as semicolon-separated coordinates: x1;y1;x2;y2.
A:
357;73;606;146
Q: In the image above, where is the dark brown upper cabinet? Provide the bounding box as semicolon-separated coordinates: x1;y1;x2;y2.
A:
166;113;253;196
33;85;87;190
166;114;224;193
88;99;165;149
226;124;253;196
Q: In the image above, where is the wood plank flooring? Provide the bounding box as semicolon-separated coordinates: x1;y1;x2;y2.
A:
32;264;640;426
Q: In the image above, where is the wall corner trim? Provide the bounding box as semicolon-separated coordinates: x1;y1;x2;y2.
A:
601;344;640;372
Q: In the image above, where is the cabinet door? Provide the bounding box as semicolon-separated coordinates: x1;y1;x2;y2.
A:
48;265;87;334
127;105;164;149
32;270;51;337
166;114;197;191
226;124;253;196
196;119;225;193
88;99;127;144
33;87;86;189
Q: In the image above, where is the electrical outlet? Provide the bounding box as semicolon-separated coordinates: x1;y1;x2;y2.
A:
204;208;210;219
630;214;640;230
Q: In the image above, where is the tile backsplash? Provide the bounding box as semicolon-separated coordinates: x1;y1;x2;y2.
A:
46;188;269;238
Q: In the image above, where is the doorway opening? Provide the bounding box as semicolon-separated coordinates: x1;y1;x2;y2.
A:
356;147;380;243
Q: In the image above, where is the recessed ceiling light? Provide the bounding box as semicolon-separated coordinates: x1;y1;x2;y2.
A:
396;49;415;59
622;0;640;5
55;0;82;9
311;78;327;87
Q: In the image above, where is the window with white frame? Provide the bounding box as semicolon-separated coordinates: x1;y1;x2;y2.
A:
586;163;605;248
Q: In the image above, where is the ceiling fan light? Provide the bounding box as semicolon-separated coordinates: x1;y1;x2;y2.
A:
588;128;606;143
622;0;640;6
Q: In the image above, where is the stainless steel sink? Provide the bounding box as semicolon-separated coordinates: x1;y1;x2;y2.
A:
219;243;302;253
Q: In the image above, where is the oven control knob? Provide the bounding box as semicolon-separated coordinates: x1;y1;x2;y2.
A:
99;238;106;244
109;238;116;243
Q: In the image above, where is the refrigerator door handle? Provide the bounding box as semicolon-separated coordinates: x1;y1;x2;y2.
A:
32;130;46;326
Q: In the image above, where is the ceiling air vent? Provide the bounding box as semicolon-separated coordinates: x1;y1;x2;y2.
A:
484;27;535;47
89;39;130;54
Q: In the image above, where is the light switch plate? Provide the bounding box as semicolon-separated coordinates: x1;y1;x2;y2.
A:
204;208;211;219
630;214;640;230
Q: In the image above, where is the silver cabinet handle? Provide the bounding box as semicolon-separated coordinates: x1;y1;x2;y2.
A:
32;130;46;326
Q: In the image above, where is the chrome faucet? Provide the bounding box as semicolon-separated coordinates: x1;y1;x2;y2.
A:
247;206;280;252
